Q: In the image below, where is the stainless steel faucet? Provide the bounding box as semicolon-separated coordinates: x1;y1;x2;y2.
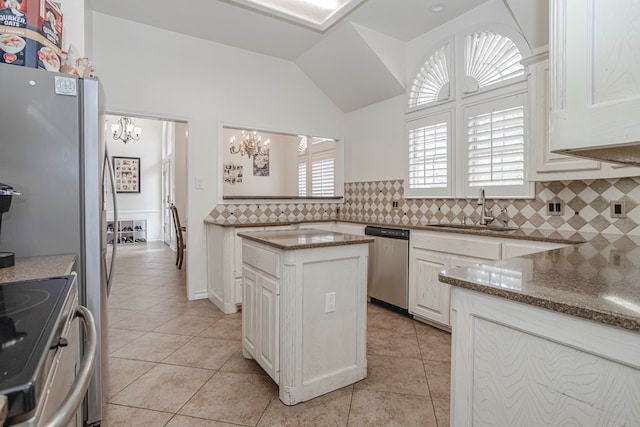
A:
477;188;494;226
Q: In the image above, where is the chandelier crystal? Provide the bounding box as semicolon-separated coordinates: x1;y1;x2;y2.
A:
229;130;270;158
111;117;142;144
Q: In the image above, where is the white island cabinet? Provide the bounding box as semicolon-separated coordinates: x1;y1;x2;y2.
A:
238;229;372;405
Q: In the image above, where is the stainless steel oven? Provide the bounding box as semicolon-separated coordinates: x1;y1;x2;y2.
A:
364;226;410;313
1;275;97;427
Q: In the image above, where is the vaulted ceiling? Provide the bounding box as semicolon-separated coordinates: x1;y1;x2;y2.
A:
88;0;521;112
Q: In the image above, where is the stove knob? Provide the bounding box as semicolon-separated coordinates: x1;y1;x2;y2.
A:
50;337;69;350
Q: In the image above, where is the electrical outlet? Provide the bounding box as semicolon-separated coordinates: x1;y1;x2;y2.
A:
325;292;336;313
392;200;399;209
546;199;564;216
610;200;626;218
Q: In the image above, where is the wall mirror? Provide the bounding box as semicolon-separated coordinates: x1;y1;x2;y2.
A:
221;126;342;200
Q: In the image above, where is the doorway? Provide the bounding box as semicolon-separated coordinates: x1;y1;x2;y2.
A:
105;113;188;277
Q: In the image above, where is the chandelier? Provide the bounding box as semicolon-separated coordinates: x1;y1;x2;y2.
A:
229;130;270;158
111;117;142;144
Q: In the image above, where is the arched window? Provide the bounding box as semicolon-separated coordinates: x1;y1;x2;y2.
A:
464;32;524;93
406;28;531;199
408;45;451;109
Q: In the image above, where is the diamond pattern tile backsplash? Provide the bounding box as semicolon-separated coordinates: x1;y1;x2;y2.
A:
342;178;640;235
209;177;640;235
208;202;340;223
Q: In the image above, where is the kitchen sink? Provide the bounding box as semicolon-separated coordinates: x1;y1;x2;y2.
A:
427;224;518;232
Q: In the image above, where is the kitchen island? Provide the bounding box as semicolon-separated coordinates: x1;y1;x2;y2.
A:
439;234;640;426
237;229;373;405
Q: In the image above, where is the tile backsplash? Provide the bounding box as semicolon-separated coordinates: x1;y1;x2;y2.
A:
209;177;640;235
208;202;339;223
342;178;640;235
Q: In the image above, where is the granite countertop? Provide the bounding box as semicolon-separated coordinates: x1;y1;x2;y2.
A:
238;229;373;250
440;234;640;333
207;216;640;331
204;216;589;245
0;254;77;284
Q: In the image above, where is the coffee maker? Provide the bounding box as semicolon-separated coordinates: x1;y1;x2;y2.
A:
0;183;21;269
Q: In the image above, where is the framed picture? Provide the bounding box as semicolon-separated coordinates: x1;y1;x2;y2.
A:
113;156;141;193
253;153;269;176
223;163;243;184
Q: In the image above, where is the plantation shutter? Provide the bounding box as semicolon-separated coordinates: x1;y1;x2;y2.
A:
311;156;334;196
407;112;451;192
298;161;307;196
467;103;524;187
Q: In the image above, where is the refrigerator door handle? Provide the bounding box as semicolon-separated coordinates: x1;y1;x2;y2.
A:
103;146;118;296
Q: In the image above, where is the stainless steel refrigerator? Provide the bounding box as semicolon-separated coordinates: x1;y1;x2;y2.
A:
0;63;117;426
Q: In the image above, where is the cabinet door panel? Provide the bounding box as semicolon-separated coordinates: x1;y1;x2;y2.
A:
551;0;640;152
410;248;450;326
257;274;279;382
242;267;257;357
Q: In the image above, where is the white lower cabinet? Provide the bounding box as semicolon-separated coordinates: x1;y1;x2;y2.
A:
242;265;279;382
409;231;570;328
334;223;365;235
410;248;450;325
409;232;501;328
451;288;640;426
501;240;568;258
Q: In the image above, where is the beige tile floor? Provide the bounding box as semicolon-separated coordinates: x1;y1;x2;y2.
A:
104;242;452;426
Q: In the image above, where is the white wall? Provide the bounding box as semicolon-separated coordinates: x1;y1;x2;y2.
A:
92;12;345;299
56;0;85;54
105;115;163;241
345;0;523;183
345;95;405;182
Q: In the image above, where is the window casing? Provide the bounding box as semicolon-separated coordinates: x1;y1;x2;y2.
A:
406;29;532;199
407;111;453;197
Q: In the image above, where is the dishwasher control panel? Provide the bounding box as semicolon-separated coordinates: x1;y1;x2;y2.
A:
364;226;410;240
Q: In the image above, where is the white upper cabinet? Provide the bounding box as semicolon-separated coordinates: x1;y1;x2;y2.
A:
526;55;602;180
549;0;640;157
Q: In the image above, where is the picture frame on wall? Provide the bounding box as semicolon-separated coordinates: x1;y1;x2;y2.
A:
113;156;141;193
223;163;243;184
253;153;269;176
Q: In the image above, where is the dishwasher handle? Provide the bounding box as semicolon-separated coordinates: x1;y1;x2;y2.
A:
364;226;410;240
43;305;97;427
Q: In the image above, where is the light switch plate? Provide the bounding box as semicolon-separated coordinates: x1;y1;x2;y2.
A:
325;292;336;313
195;177;204;190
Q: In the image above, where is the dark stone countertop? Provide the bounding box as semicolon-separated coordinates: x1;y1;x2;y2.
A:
204;216;589;245
439;234;640;333
205;215;640;332
238;229;373;250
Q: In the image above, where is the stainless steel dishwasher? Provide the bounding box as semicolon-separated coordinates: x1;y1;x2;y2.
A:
364;226;410;313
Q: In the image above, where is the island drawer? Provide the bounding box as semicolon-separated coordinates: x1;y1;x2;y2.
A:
242;242;281;278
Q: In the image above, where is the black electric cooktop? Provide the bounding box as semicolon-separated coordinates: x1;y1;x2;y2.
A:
0;276;74;421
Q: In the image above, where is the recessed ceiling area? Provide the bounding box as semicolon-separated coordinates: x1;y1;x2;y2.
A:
226;0;368;31
87;0;504;111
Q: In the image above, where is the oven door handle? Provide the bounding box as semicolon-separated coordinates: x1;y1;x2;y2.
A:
43;305;97;427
